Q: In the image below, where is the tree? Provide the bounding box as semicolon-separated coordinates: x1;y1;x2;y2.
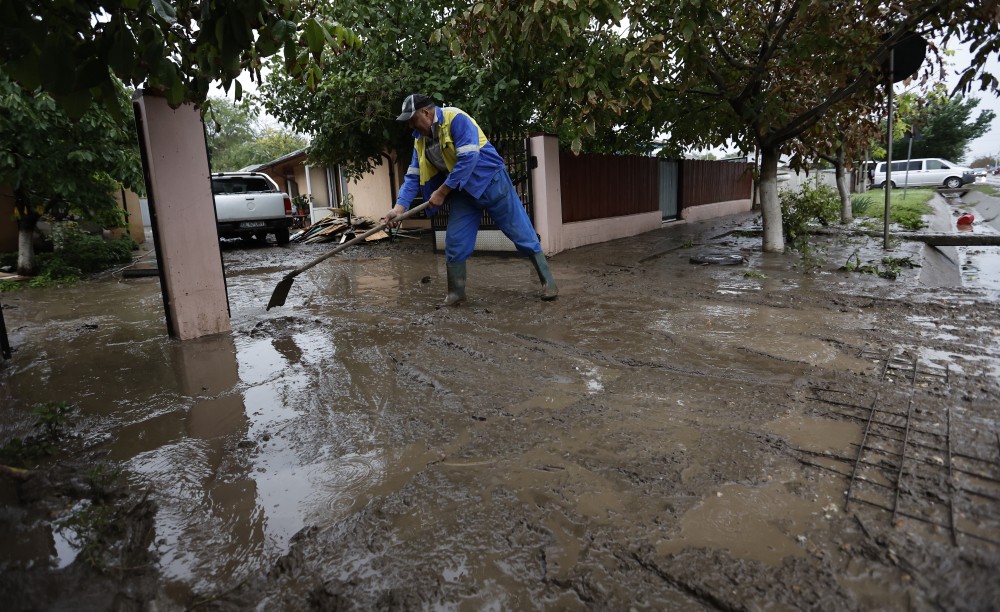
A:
0;0;359;116
257;0;553;178
202;97;307;171
204;97;260;170
969;155;997;169
0;71;143;275
445;0;1000;253
890;90;995;163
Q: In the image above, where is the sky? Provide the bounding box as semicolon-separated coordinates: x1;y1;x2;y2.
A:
942;43;1000;163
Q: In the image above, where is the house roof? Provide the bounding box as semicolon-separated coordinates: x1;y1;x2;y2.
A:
244;147;309;172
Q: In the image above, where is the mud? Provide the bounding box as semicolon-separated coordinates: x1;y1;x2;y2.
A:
1;189;999;610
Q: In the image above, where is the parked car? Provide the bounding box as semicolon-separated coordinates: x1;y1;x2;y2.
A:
211;172;293;244
870;158;974;189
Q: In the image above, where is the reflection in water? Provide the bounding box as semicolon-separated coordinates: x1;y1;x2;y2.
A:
119;334;266;595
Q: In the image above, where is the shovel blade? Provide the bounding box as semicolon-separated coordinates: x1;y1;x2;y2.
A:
266;276;295;310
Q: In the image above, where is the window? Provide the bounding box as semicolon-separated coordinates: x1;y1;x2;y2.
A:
925;159;948;170
211;176;274;195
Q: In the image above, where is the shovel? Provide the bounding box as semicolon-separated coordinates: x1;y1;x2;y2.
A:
266;201;431;310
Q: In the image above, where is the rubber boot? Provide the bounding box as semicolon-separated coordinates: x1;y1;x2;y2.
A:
528;252;558;301
443;261;467;306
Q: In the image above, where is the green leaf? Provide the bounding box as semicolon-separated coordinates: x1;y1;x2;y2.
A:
272;19;289;42
305;18;326;55
151;0;177;24
571;137;582;154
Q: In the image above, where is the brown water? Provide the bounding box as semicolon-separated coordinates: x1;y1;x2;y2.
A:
2;203;999;609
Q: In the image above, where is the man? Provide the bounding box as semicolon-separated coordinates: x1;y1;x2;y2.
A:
383;94;557;305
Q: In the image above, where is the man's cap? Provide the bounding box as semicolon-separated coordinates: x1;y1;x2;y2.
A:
396;94;435;121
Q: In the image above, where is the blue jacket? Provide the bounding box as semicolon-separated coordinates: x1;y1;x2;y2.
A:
396;106;506;210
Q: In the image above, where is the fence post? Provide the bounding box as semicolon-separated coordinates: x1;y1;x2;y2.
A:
529;134;563;256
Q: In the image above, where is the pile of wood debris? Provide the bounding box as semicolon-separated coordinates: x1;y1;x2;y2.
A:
291;215;427;245
290;216;386;244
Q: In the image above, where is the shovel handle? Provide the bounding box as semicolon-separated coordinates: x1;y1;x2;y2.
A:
289;201;432;278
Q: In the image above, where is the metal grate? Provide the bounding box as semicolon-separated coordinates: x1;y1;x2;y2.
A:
432;134;535;254
793;345;1000;548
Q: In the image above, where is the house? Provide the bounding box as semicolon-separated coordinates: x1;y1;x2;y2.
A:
246;135;756;257
245;148;421;227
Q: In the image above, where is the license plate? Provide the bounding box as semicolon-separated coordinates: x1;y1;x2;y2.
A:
240;221;266;228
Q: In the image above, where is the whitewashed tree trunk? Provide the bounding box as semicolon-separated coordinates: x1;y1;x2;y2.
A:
836;164;852;223
16;225;36;277
759;148;785;253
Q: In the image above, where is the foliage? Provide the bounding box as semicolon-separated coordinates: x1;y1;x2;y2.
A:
779;184;841;251
969;156;997;169
889;89;995;163
442;0;999;254
204;97;307;171
0;402;75;467
856;189;933;231
851;194;877;217
52;224;138;274
204;97;260;169
0;69;143;212
1;68;143;275
259;0;551;178
56;462;137;569
0;224;137;291
291;194;313;215
841;251;920;280
0;0;359;116
972;184;1000;197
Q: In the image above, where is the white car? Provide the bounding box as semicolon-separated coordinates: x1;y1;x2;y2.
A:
871;158;974;189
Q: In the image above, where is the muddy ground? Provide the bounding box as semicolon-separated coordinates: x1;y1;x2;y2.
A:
1;188;999;610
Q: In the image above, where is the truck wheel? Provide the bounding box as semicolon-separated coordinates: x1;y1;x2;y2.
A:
274;227;290;245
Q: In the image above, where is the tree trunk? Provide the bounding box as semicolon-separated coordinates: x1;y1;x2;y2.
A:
14;188;38;277
759;147;784;253
834;147;852;224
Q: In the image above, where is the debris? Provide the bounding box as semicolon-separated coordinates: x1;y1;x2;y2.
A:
291;216;382;244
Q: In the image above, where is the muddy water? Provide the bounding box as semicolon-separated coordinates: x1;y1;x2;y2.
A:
2;200;999;609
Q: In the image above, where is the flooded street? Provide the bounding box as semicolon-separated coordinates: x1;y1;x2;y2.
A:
2;193;999;609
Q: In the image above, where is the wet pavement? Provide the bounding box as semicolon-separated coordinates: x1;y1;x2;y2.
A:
1;190;999;609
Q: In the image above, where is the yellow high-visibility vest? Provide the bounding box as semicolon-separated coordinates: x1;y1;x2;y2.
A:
414;107;488;185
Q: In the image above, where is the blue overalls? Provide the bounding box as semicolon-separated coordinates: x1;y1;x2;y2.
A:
395;106;542;263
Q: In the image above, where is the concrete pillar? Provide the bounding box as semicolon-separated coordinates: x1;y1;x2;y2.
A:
133;91;231;341
529;134;563;256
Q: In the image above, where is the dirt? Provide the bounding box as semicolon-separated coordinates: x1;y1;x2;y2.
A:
1;188;999;610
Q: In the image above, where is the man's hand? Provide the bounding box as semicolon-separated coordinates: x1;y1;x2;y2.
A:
382;204;405;227
428;184;452;208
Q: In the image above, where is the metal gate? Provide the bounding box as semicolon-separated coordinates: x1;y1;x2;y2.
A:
658;159;679;221
432;134;535;253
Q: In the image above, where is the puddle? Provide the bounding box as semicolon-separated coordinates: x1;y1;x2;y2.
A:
653;303;870;368
657;482;825;564
766;413;861;454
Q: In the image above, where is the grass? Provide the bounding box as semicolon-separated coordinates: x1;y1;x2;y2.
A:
851;188;933;231
972;184;1000;197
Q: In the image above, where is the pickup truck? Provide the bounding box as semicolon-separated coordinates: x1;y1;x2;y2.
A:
211;172;293;245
